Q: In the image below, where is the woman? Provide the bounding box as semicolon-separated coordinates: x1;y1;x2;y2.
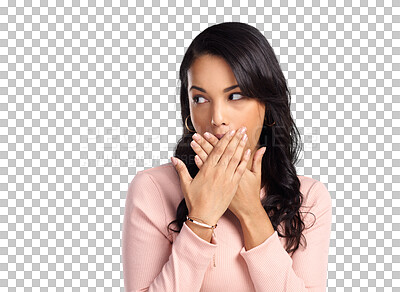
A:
122;22;332;291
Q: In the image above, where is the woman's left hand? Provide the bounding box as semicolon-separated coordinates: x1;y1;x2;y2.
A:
190;132;267;221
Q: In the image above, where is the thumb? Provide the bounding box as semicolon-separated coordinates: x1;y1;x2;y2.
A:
251;147;266;174
171;156;193;187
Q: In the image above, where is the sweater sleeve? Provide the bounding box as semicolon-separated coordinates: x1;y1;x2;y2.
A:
238;180;332;292
122;171;218;292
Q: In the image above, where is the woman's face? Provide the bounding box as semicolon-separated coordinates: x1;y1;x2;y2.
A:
187;54;266;169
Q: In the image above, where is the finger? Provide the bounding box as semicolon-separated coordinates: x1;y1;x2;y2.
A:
190;139;209;164
194;154;204;169
232;148;251;183
170;156;193;192
192;133;215;155
203;132;219;147
205;128;236;167
219;126;247;171
251;146;266;174
227;128;248;177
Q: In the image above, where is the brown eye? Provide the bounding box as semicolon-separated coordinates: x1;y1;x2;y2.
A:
193;93;244;104
193;95;207;104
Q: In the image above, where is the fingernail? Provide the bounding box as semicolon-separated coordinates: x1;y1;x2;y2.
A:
192;133;199;140
204;132;210;139
171;157;177;166
246;149;251;158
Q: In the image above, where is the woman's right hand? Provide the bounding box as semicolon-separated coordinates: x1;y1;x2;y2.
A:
171;127;250;226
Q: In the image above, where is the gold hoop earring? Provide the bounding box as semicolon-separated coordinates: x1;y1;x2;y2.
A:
264;116;276;127
264;107;275;127
185;115;196;133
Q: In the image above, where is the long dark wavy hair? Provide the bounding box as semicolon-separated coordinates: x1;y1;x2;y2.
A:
167;22;315;255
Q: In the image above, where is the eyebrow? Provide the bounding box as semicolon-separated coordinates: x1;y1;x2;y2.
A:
189;84;239;93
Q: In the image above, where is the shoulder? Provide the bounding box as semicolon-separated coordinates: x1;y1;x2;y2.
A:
131;162;179;189
293;176;333;252
128;162;180;203
297;175;332;214
128;162;183;221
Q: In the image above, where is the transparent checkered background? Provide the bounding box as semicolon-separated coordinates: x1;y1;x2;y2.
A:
1;0;399;291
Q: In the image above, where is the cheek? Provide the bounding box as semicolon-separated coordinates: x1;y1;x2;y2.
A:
249;130;258;146
246;123;263;147
190;113;207;133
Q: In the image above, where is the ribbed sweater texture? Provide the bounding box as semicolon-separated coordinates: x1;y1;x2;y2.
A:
122;162;332;291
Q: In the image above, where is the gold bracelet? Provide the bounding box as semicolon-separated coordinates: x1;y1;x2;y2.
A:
186;215;217;230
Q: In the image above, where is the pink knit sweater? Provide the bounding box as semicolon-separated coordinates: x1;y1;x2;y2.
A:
122;162;332;292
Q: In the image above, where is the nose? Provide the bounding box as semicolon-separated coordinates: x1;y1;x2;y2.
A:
211;100;228;126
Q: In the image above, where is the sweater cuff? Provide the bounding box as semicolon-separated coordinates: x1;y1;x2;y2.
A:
239;230;292;267
172;222;218;268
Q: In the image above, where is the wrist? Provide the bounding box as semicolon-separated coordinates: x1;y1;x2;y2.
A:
237;203;266;224
185;219;213;243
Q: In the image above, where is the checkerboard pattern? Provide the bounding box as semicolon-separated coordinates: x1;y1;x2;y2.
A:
1;0;399;291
